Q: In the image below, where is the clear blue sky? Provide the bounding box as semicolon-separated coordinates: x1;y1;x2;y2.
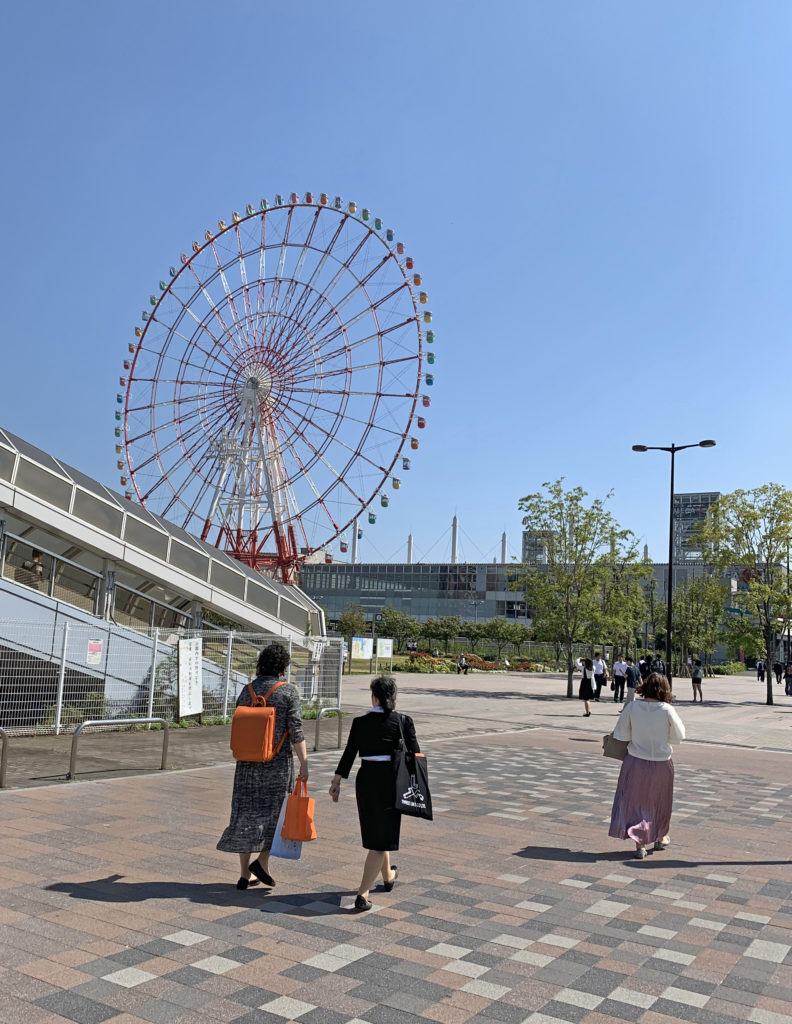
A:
2;1;790;565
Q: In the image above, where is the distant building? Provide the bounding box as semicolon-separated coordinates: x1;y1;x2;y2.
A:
522;530;553;565
673;492;720;562
299;562;529;624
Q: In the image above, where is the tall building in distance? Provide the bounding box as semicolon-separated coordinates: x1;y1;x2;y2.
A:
522;530;552;565
673;492;720;562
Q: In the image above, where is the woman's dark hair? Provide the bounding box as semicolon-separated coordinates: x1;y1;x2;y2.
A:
636;671;673;702
583;657;593;671
257;642;291;678
695;659;702;667
370;675;397;714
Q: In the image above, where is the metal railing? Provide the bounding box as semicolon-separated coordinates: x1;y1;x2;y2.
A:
0;622;344;738
67;717;169;781
0;728;8;788
314;706;343;752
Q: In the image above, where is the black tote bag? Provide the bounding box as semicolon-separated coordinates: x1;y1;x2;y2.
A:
393;714;433;820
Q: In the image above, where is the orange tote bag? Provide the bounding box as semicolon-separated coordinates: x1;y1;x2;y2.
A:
281;780;317;842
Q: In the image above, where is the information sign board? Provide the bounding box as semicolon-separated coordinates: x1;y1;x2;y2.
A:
351;636;373;660
86;639;104;666
376;638;393;658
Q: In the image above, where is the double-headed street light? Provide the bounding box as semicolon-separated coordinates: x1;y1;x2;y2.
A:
631;440;716;685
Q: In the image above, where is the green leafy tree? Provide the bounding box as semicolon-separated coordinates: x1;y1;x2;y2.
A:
695;484;792;705
336;604;367;644
377;606;420;652
506;621;533;656
420;618;441;652
671;574;725;671
589;542;651;658
422;616;462;654
460;620;486;653
512;479;645;696
481;617;513;658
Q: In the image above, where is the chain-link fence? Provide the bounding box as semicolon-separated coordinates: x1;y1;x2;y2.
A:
0;619;343;736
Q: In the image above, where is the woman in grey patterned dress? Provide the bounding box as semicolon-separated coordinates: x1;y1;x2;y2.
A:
217;643;308;889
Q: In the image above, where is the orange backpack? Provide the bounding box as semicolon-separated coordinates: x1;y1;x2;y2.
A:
230;681;288;762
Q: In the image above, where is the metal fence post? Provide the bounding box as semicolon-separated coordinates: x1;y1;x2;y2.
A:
146;628;159;728
336;639;344;747
54;622;69;736
222;631;234;719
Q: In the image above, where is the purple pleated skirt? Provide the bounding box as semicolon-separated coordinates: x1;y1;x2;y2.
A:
608;753;674;845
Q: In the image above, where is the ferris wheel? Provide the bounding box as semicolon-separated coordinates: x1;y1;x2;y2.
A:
117;192;434;583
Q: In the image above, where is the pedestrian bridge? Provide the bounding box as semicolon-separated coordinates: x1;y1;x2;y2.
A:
0;426;322;638
0;427;338;734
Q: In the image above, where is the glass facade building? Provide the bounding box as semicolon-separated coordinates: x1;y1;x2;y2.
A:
299;562;529;623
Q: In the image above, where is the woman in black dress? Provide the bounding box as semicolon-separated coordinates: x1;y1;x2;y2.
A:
217;643;308;889
329;676;419;911
576;656;595;717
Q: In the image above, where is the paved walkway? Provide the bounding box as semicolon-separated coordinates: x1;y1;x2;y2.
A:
3;671;789;790
2;698;792;1024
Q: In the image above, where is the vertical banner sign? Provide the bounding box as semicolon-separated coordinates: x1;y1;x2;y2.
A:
86;639;104;666
178;638;203;717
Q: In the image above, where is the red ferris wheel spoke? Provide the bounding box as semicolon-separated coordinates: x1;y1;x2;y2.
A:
254;212;268;344
282;396;393;478
291;318;418;376
286;392;414;442
272;416;347;533
131;400;230;476
271;230;377;357
291;354;418;388
183;256;247;358
232;223;254;321
277;405;374;508
267;213;347;356
208;237;250;351
264;204;295;332
307;280;409;354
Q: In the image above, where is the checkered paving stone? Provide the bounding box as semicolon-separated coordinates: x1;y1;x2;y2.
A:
1;729;792;1024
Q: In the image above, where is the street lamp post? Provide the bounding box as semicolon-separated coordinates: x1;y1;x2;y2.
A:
631;440;716;686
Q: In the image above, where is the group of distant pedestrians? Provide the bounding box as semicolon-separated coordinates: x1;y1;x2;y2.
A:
577;651;705;711
757;658;792;695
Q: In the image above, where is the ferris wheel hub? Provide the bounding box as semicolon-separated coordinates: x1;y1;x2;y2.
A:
238;365;273;404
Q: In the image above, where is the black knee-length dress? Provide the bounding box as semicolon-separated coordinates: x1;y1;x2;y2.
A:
335;708;420;851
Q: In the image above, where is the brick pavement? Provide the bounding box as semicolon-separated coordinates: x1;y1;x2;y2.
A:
2;724;792;1024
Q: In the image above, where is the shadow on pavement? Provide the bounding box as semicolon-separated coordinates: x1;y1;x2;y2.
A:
404;688;539;700
514;846;626;864
514;846;791;868
47;876;353;913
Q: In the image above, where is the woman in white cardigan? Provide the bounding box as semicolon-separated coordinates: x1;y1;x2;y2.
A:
608;672;685;859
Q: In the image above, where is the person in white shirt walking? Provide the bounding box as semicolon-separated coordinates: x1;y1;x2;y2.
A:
593;653;608;702
612;656;628;703
608;672;685;859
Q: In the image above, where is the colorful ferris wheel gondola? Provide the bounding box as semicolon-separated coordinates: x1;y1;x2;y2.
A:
120;191;435;582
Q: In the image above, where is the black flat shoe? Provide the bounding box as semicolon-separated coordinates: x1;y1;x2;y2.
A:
248;860;275;887
354;895;372;912
236;876;260;890
383;867;398;892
